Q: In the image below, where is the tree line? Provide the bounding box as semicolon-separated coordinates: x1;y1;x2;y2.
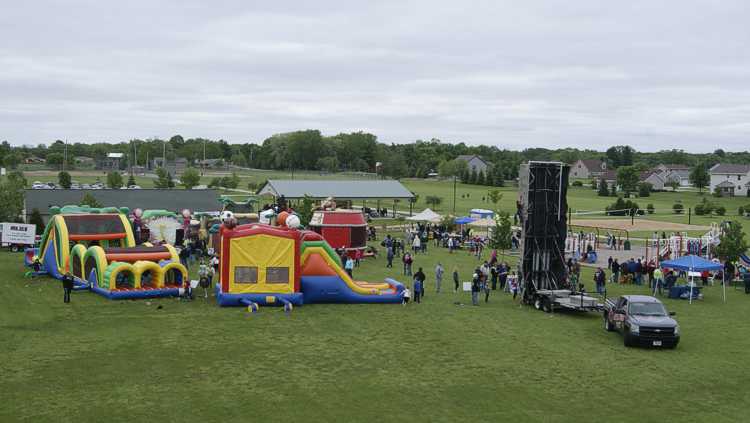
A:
0;132;745;181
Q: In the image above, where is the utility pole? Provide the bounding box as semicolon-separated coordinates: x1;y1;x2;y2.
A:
453;175;457;214
62;139;67;172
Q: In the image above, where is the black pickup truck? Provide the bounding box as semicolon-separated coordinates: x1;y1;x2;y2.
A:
603;295;680;349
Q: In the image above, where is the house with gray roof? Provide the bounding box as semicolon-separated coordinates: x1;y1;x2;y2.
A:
709;163;750;197
570;159;607;179
456;155;491;174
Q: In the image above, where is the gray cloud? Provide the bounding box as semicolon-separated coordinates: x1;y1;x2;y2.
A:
1;0;749;151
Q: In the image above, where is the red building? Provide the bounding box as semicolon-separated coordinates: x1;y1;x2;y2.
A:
308;210;367;256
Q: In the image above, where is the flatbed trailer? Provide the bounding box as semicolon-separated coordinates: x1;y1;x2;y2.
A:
531;289;604;313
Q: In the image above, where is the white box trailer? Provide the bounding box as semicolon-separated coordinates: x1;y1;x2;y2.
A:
0;222;37;251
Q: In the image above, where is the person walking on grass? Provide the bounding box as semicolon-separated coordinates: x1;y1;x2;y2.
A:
435;262;444;293
453;266;460;292
509;272;519;300
403;252;413;276
402;286;411;305
62;272;74;304
414;267;426;299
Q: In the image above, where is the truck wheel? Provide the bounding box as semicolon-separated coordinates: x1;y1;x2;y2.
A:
603;313;615;332
534;298;543;310
10;245;19;253
623;330;635;347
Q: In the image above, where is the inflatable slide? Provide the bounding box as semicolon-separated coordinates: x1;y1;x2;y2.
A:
740;253;750;267
25;205;188;300
214;220;404;310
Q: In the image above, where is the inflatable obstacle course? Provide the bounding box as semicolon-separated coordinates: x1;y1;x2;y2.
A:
25;206;188;300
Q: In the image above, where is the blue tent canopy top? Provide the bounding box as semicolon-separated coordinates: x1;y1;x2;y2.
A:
660;255;722;272
454;216;476;225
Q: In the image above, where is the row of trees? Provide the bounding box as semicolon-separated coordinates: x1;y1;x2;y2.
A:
3;133;741;181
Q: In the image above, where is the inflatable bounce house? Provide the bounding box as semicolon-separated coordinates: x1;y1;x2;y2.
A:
216;212;404;311
308;210;367;258
25;205;188;300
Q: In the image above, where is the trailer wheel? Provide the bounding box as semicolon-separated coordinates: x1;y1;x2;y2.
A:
10;245;19;253
534;297;543;311
541;298;552;313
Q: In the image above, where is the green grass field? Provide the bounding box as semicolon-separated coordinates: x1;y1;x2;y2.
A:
2;227;750;422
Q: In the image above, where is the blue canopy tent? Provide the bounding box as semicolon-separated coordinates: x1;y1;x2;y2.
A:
454;217;476;225
660;255;724;303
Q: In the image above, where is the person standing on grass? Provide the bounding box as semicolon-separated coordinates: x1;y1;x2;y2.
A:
414;267;426;299
653;266;663;295
607;256;613;270
62;272;74;304
453;266;460;292
344;255;354;278
386;246;394;268
482;273;491;303
403;252;413;276
499;263;508;291
490;264;498;290
471;270;481;306
435;262;444;293
412;235;421;254
611;259;620;284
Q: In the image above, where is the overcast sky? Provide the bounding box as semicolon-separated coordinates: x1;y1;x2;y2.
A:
1;1;748;151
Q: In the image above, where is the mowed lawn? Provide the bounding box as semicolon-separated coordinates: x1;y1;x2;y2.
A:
2;230;750;422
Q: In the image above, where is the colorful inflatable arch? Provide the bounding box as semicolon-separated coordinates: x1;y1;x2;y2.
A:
25;206;188;300
215;223;404;311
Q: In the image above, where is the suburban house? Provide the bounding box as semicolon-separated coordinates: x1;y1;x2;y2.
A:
709;163;750;197
152;157;188;175
456;155;490;174
570;159;606;179
74;156;94;166
655;164;691;187
99;152;124;171
640;170;666;191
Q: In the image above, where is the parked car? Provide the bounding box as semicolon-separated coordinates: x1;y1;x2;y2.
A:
604;295;680;348
127;185;142;189
91;182;104;189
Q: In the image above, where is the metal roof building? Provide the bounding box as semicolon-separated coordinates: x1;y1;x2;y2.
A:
24;189;221;223
257;180;414;200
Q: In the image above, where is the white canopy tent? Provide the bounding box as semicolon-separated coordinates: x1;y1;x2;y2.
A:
407;208;443;223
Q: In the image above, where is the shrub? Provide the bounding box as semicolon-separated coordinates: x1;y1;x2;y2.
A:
572;180;583;187
673;203;684;214
590;179;597;190
739;206;745;216
715;205;726;216
637;182;652;197
597;179;609;197
606;197;640;216
647;203;654;214
712;186;723;198
694;197;715;216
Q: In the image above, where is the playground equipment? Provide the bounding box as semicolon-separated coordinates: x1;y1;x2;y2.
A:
308;209;368;258
215;216;404;311
645;224;722;264
25;205;188;300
